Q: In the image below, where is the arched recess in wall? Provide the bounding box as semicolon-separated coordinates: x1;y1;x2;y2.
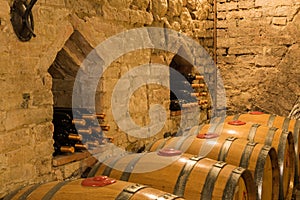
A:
168;52;211;135
48;30;94;108
47;30;102;162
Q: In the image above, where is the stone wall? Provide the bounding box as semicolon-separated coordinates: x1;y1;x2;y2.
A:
50;0;215;150
217;0;300;115
5;0;300;197
0;0;73;197
0;0;214;197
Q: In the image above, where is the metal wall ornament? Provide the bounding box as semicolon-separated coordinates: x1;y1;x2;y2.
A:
10;0;37;42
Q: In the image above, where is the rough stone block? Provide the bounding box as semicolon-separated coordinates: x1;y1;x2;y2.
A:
217;20;229;29
3;128;34;153
217;3;227;12
33;122;53;143
217;12;227;20
265;46;288;57
255;55;281;67
236;55;256;64
152;0;168;17
272;17;287;26
108;0;132;9
63;161;80;179
167;0;183;17
217;38;236;48
131;0;151;11
227;26;260;37
4;107;53;131
227;2;238;11
217;48;227;55
229;46;263;55
35;157;52;176
255;0;294;7
217;56;236;65
35;141;54;157
129;10;153;25
239;1;255;9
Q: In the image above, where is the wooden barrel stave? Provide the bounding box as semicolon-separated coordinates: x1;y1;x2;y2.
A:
4;179;185;200
88;152;257;200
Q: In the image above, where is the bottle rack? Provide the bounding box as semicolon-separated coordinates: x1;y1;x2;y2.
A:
52;107;112;156
170;73;209;112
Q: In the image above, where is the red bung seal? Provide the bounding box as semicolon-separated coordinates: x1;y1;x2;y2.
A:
197;133;219;139
249;111;264;115
157;148;182;157
228;120;246;126
81;176;116;187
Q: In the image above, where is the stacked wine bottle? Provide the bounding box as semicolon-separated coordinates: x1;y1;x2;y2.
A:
170;73;207;111
52;108;111;156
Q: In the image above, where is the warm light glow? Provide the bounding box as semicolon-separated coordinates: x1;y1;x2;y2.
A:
144;193;158;199
206;140;217;145
227;130;237;135
178;157;188;164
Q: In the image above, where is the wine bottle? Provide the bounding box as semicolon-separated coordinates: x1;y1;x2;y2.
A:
198;100;209;105
72;119;86;126
74;143;88;150
81;114;96;120
191;92;200;97
53;142;75;156
53;112;74;129
200;92;208;96
53;112;87;129
90;124;110;132
85;141;100;148
53;129;82;141
191;83;205;88
72;108;106;120
182;102;198;108
77;128;93;135
100;124;110;131
191;92;208;97
80;112;105;120
186;73;204;83
96;113;106;119
105;136;113;143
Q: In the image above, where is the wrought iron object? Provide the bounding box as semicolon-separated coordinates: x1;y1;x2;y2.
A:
10;0;37;41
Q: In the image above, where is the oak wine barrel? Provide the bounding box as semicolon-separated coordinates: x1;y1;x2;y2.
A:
196;120;295;200
88;152;257;200
4;177;184;200
147;135;279;200
226;111;300;187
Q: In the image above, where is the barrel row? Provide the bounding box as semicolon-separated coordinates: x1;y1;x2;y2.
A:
226;111;300;188
4;178;185;200
5;152;256;200
145;113;298;200
87;152;256;200
147;135;280;200
6;112;297;200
